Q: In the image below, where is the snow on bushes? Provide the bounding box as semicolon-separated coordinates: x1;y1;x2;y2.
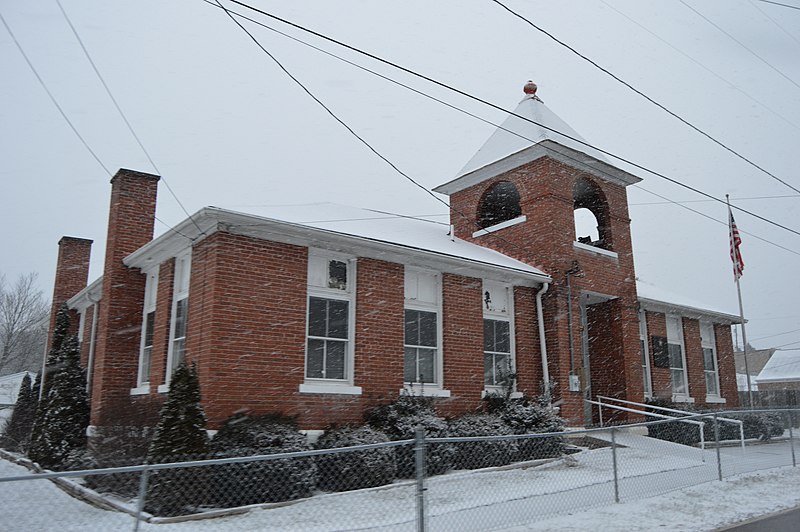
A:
448;414;518;469
206;414;316;508
315;426;396;491
485;393;566;459
366;395;455;477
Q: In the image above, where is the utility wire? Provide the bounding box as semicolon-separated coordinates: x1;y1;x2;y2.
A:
750;327;800;342
680;0;800;91
0;9;111;176
631;185;800;257
224;0;800;238
750;0;800;46
493;0;800;196
755;0;800;11
630;194;800;206
56;0;206;238
600;0;800;132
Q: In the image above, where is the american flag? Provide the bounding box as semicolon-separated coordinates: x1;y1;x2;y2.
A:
728;206;744;280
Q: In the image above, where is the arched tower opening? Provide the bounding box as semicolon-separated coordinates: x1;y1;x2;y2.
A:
573;177;612;250
477;181;522;229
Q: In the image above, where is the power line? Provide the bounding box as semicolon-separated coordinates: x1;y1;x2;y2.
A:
600;0;800;132
750;327;800;342
214;0;800;241
680;0;800;91
0;9;111;176
629;194;800;206
56;0;206;238
492;0;800;196
631;185;800;257
223;0;800;238
755;0;800;11
749;0;800;46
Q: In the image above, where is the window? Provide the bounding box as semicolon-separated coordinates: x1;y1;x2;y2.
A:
666;315;689;398
701;322;720;397
136;269;158;389
404;268;444;391
639;310;653;398
404;309;437;383
304;252;355;388
165;253;190;386
483;280;514;390
477;181;522;229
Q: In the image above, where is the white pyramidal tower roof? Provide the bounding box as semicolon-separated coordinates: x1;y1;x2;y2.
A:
435;82;640;195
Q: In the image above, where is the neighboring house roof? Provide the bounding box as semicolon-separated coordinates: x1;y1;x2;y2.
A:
636;278;741;324
756;351;800;384
0;371;35;406
433;93;641;195
734;348;775;376
736;373;759;392
123;203;551;286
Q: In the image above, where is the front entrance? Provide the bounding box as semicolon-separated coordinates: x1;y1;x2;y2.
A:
580;292;624;425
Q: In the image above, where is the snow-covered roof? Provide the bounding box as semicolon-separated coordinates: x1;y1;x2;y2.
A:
636;278;740;323
125;202;550;285
736;372;758;392
756;351;800;384
434;90;641;195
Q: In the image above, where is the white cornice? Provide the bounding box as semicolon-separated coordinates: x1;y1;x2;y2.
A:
638;296;741;324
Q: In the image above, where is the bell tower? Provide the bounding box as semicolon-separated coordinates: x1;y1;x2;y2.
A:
435;82;644;425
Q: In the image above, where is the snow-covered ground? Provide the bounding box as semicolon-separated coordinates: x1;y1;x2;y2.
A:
1;434;799;531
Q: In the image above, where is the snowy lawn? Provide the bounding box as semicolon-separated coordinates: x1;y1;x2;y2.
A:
1;434;799;531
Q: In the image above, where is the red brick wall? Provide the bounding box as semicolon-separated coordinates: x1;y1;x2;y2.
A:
715;323;739;407
447;156;641;425
90;169;160;427
683;318;705;402
49;236;92;348
514;286;543;398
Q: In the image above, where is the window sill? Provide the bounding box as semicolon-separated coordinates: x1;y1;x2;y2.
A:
705;395;727;404
299;383;362;395
573;241;618;259
672;395;695;404
482;389;523;399
157;383;170;394
472;215;527;238
129;385;150;396
401;386;451;398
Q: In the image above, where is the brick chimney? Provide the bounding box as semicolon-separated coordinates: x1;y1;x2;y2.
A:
91;169;160;427
48;236;93;349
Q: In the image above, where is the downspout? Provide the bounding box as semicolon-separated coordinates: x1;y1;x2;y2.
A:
536;282;551;402
85;296;100;395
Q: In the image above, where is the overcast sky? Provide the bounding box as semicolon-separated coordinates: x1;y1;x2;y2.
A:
1;0;798;352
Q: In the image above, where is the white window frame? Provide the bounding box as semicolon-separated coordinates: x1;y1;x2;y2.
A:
701;321;725;403
666;314;692;403
639;309;653;399
401;267;448;397
160;252;191;392
132;268;158;395
482;280;518;397
300;250;360;395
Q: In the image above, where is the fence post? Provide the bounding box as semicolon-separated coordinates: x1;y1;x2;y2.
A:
713;414;722;482
789;410;796;468
415;428;427;532
611;426;619;503
133;464;150;532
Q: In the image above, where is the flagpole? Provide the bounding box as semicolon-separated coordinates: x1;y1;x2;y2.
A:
728;194;753;408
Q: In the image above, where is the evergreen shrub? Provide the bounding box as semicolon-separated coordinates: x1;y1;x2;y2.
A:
315;425;396;491
448;413;518;469
206;413;316;508
0;373;36;452
366;395;455;477
485;393;565;459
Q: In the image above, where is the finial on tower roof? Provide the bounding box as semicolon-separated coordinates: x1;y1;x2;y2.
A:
523;80;542;102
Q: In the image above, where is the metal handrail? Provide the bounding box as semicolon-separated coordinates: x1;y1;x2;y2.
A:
596;395;746;451
585;398;706;452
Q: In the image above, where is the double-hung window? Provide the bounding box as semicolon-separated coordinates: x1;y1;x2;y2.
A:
483;280;514;391
303;251;358;393
701;322;721;398
164;253;190;388
639;309;653;399
135;269;158;391
666;315;690;400
404;268;444;392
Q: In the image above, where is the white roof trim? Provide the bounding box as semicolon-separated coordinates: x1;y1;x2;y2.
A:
67;277;103;311
124;208;551;286
434;140;641;196
638;296;741;324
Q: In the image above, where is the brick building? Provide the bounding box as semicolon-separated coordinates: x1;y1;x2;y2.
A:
50;83;739;435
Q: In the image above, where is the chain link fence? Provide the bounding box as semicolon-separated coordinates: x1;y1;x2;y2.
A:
1;408;797;531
